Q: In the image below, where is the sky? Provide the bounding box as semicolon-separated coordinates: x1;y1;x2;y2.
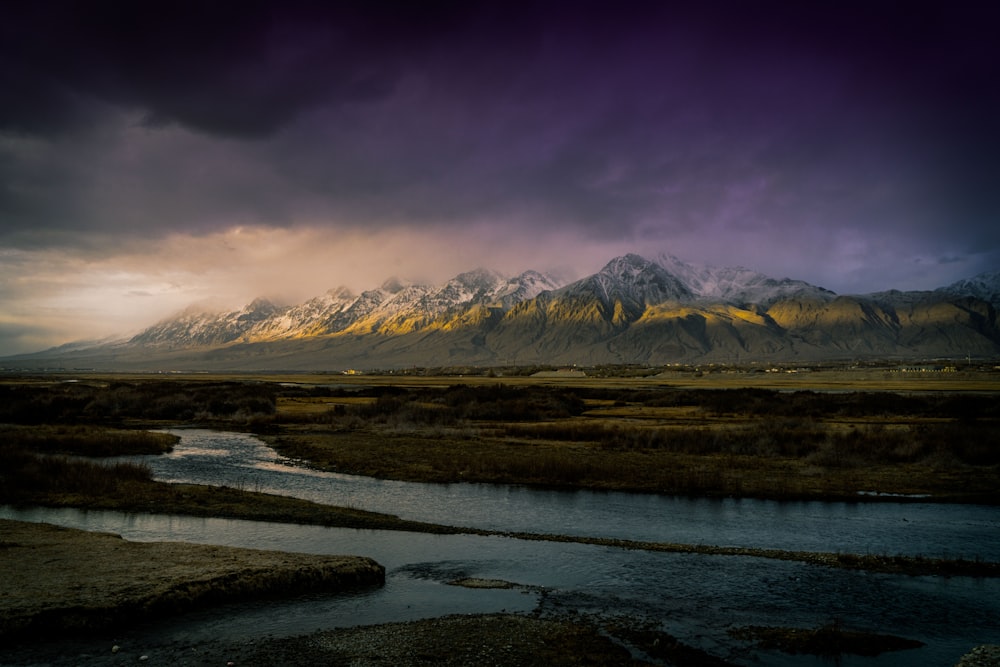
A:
2;1;999;355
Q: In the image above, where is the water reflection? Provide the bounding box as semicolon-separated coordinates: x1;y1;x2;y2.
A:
124;429;1000;560
7;427;999;666
3;505;997;667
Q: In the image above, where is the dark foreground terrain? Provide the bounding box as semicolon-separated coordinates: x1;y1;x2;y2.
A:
2;612;658;667
2;372;998;665
0;522;707;666
4;521;946;667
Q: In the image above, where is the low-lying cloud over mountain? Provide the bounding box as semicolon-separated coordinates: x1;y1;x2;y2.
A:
5;254;999;370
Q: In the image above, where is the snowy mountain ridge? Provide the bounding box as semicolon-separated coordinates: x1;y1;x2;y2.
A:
131;268;565;348
939;271;1000;304
651;253;836;305
11;253;999;368
129;254;999;352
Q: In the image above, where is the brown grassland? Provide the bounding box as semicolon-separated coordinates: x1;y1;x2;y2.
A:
2;368;998;506
1;368;999;665
267;370;999;503
1;367;998;581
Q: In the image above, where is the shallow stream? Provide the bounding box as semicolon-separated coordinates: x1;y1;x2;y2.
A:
4;428;999;665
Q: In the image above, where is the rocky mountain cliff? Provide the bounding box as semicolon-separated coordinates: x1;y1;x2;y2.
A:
7;256;999;370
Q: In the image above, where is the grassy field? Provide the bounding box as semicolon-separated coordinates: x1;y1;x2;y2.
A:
268;380;999;502
2;372;999;577
6;364;999;391
3;369;998;502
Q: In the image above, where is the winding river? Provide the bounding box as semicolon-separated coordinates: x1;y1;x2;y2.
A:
4;429;999;666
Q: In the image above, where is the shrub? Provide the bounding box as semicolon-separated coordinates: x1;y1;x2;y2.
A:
0;424;178;456
1;381;277;424
0;444;153;499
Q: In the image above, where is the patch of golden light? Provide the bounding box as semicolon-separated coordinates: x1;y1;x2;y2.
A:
637;303;768;327
276;396;375;416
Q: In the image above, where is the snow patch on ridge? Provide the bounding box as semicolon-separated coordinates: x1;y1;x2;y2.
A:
652;252;835;305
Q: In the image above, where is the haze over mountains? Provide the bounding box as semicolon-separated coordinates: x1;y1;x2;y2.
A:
6;254;999;370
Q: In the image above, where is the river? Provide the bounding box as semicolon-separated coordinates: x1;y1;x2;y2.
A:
3;428;999;665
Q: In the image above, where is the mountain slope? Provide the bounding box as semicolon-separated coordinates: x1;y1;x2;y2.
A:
130;298;287;349
938;272;1000;307
6;257;999;370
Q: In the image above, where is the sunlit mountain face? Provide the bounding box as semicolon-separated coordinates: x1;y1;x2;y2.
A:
6;255;998;371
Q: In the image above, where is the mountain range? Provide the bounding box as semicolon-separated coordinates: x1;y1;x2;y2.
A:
6;253;1000;370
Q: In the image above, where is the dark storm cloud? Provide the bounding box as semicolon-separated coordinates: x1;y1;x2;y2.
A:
1;1;998;274
0;1;472;137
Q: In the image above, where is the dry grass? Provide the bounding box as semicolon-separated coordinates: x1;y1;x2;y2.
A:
272;427;997;501
278;395;375;410
0;424;178;456
6;366;999;392
268;383;999;502
3;375;996;502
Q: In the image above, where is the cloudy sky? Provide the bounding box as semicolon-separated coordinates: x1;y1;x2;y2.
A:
2;1;998;355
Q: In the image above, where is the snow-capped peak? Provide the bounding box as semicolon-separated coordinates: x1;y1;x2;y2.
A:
492;270;561;306
939;271;1000;306
563;254;693;305
438;268;509;304
651;252;834;305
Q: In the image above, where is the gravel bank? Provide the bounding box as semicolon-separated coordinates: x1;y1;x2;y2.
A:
240;614;650;666
0;614;654;666
956;645;1000;667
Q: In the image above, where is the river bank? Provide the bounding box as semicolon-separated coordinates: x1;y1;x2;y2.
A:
3;512;994;667
6;459;999;578
0;520;384;643
266;381;1000;504
0;520;717;666
8;476;1000;578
